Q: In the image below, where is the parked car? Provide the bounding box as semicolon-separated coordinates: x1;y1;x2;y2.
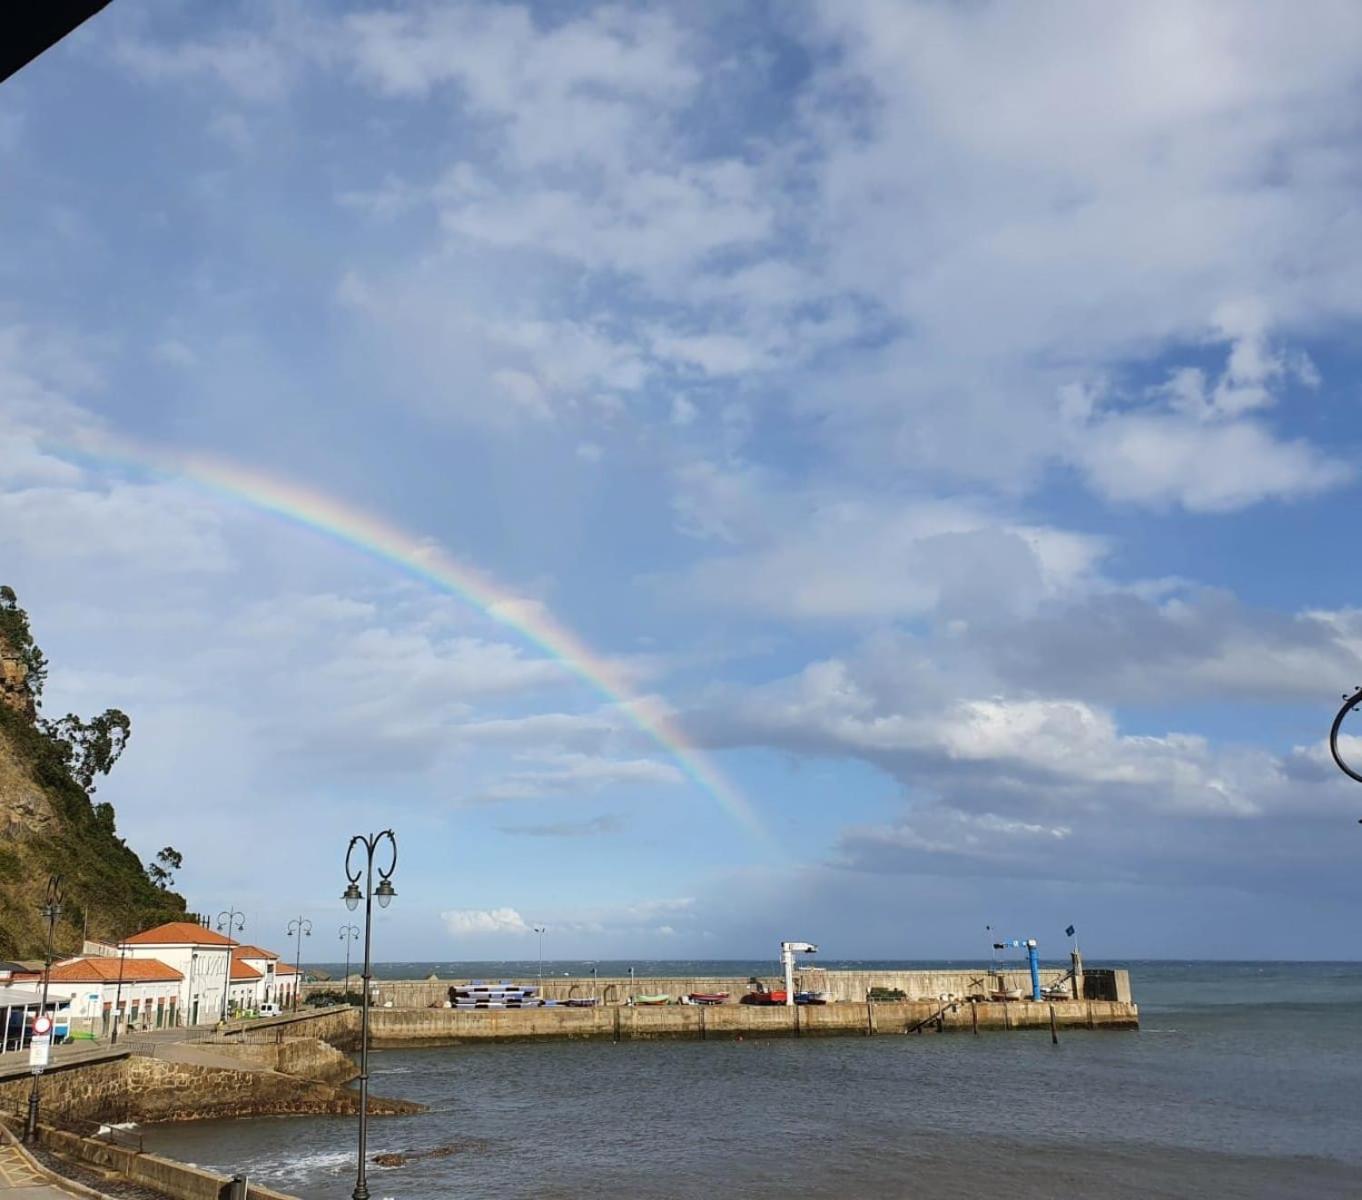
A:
257;1002;282;1017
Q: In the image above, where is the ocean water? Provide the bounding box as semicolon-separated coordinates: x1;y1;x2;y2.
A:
141;961;1362;1199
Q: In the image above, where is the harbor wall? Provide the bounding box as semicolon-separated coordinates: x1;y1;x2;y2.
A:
362;997;1138;1046
27;1125;297;1200
308;968;1131;1007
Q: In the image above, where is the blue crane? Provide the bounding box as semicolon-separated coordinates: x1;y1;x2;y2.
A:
992;938;1042;1001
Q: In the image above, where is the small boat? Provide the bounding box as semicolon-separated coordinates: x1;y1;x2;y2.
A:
687;992;730;1006
794;991;829;1006
739;990;788;1006
634;994;670;1006
565;997;599;1007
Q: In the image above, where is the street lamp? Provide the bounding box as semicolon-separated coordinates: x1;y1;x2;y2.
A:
25;874;61;1143
339;924;360;1005
533;925;546;986
342;829;397;1200
216;907;246;1021
110;936;127;1043
287;917;312;1013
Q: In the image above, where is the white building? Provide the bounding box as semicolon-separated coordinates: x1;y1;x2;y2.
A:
118;921;236;1026
231;945;280;1008
43;956;184;1037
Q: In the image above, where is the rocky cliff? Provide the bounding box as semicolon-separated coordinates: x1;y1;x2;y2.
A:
0;589;185;958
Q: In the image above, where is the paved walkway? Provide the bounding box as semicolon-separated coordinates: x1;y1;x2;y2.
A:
0;1142;83;1197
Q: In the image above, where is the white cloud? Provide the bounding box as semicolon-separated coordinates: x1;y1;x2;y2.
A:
474;751;683;803
667;474;1106;621
441;907;531;936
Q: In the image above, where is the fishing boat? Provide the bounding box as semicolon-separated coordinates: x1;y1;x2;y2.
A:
565;997;599;1007
633;994;670;1005
687;992;730;1006
794;990;829;1005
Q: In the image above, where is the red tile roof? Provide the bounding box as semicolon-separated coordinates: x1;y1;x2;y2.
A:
232;945;279;961
122;922;235;947
230;960;263;981
275;962;298;975
48;957;183;984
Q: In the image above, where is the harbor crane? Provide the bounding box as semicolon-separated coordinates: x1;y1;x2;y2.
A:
992;937;1042;1001
780;940;818;1007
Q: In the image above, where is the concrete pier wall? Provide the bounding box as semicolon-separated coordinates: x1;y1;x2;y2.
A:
310;968;1131;1008
363;998;1137;1046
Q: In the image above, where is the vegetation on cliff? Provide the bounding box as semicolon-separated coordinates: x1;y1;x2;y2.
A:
0;587;186;958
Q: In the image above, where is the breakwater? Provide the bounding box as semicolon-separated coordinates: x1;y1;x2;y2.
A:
362;997;1136;1045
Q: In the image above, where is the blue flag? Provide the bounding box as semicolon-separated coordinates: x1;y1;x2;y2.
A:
1065;925;1075;938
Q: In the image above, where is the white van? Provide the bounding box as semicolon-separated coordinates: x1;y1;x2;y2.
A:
257;1002;282;1017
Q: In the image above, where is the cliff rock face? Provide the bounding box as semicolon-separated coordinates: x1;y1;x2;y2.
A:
0;595;185;958
0;642;34;721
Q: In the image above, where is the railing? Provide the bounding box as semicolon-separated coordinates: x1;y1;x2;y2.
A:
0;1093;143;1153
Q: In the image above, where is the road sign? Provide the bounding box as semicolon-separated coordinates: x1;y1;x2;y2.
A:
29;1031;50;1069
32;1014;52;1037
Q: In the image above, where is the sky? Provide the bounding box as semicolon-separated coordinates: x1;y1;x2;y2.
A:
3;0;1362;963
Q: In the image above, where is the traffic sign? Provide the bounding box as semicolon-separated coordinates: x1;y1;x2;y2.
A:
32;1014;52;1037
29;1031;50;1069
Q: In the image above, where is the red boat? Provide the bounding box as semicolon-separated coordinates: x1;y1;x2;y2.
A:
687;992;730;1006
739;990;788;1006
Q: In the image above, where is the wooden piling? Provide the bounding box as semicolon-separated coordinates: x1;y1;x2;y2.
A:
971;1000;979;1035
1049;1004;1058;1045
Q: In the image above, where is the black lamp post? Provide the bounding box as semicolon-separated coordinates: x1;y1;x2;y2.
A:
339;924;360;1005
534;925;546;985
110;937;127;1043
343;829;396;1200
287;917;312;1012
25;874;62;1143
216;907;246;1021
1328;686;1362;810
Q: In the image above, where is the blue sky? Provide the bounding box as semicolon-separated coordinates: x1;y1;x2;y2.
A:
3;1;1362;961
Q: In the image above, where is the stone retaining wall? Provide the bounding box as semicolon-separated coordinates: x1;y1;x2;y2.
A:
0;1047;416;1124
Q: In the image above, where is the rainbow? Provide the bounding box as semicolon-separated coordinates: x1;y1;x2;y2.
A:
58;440;767;842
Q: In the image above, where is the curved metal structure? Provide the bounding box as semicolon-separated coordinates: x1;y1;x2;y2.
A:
1328;686;1362;787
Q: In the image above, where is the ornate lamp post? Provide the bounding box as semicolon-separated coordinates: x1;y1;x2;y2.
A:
339;923;360;1004
1329;687;1362;811
25;874;62;1142
343;829;396;1200
534;925;546;986
110;936;127;1043
286;917;312;1012
216;907;246;1021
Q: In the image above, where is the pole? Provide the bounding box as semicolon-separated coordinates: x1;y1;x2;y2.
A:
343;830;396;1200
110;940;126;1043
216;908;246;1022
355;857;374;1200
287;918;311;1012
26;875;61;1143
534;926;545;986
340;925;358;1004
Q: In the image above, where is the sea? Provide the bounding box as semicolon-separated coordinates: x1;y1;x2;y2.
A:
139;961;1362;1199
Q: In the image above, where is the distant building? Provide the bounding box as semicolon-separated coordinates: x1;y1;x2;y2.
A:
43;956;184;1036
117;921;237;1026
231;945;280;1008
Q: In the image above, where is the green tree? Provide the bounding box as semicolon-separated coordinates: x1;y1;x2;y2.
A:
147;846;183;889
40;709;132;794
